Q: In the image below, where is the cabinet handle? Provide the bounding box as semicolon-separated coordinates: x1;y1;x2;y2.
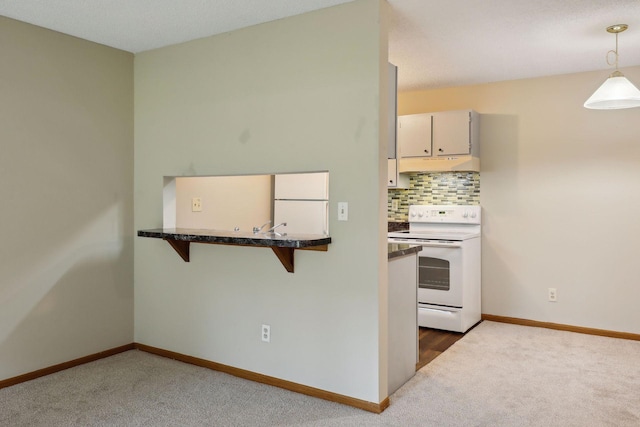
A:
424;149;429;153
438;148;443;152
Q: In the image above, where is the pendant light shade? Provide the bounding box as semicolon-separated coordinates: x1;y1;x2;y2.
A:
584;71;640;109
584;24;640;110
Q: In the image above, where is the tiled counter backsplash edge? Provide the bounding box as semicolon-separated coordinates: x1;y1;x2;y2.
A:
388;172;480;222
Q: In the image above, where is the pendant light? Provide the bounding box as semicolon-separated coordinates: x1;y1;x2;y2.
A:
584;24;640;109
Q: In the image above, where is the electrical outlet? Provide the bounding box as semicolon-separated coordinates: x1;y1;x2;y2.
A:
261;324;271;343
191;197;202;212
391;199;399;211
548;287;557;302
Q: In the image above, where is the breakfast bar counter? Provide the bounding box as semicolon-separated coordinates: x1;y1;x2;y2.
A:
137;228;331;273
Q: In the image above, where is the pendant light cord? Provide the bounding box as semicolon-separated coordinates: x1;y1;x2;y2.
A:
606;32;619;71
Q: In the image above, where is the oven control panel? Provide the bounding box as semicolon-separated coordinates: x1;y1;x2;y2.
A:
408;205;481;224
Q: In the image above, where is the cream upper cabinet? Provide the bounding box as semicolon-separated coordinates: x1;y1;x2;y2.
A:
399;110;479;159
388;158;408;188
398;113;432;158
387;63;408;189
274;172;328;200
433;110;477;156
388;63;398;159
388;158;398;187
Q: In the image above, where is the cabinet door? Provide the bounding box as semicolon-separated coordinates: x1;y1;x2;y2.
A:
398;113;432;157
388;63;398;159
433;110;471;156
388;159;409;188
388;158;397;187
274;172;328;200
274;200;328;235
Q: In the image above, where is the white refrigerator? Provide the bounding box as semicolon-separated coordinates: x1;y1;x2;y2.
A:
273;172;329;235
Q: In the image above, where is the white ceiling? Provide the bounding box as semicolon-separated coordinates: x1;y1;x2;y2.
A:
1;0;640;91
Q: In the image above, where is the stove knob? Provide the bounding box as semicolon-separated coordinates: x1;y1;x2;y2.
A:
463;211;469;218
471;211;477;218
417;211;424;217
410;211;417;218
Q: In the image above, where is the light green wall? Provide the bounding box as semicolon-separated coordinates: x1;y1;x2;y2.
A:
134;0;389;403
0;17;134;380
399;66;640;334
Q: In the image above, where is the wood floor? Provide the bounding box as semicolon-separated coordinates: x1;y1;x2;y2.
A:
417;327;465;370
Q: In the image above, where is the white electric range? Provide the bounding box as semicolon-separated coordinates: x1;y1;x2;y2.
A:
388;205;481;333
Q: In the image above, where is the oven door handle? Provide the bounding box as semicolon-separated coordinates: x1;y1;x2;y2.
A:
388;238;413;243
415;240;462;248
388;238;462;248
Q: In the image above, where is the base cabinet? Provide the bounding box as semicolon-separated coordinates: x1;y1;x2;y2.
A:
388;252;418;395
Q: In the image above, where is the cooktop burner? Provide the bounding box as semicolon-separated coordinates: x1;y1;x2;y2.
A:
388;205;481;241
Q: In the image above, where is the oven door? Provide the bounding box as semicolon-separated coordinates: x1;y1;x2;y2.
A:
390;238;463;308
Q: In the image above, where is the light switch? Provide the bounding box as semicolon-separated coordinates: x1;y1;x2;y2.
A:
338;202;348;221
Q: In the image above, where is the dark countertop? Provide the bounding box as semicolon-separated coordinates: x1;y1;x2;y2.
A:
388;243;421;260
388;222;409;232
137;228;331;248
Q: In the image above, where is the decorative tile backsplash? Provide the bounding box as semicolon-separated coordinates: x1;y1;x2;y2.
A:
388;172;480;222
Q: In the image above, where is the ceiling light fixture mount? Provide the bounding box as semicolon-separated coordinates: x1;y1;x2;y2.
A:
606;24;628;34
584;23;640;109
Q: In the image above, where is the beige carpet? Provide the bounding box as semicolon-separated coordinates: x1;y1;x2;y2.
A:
1;321;639;426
